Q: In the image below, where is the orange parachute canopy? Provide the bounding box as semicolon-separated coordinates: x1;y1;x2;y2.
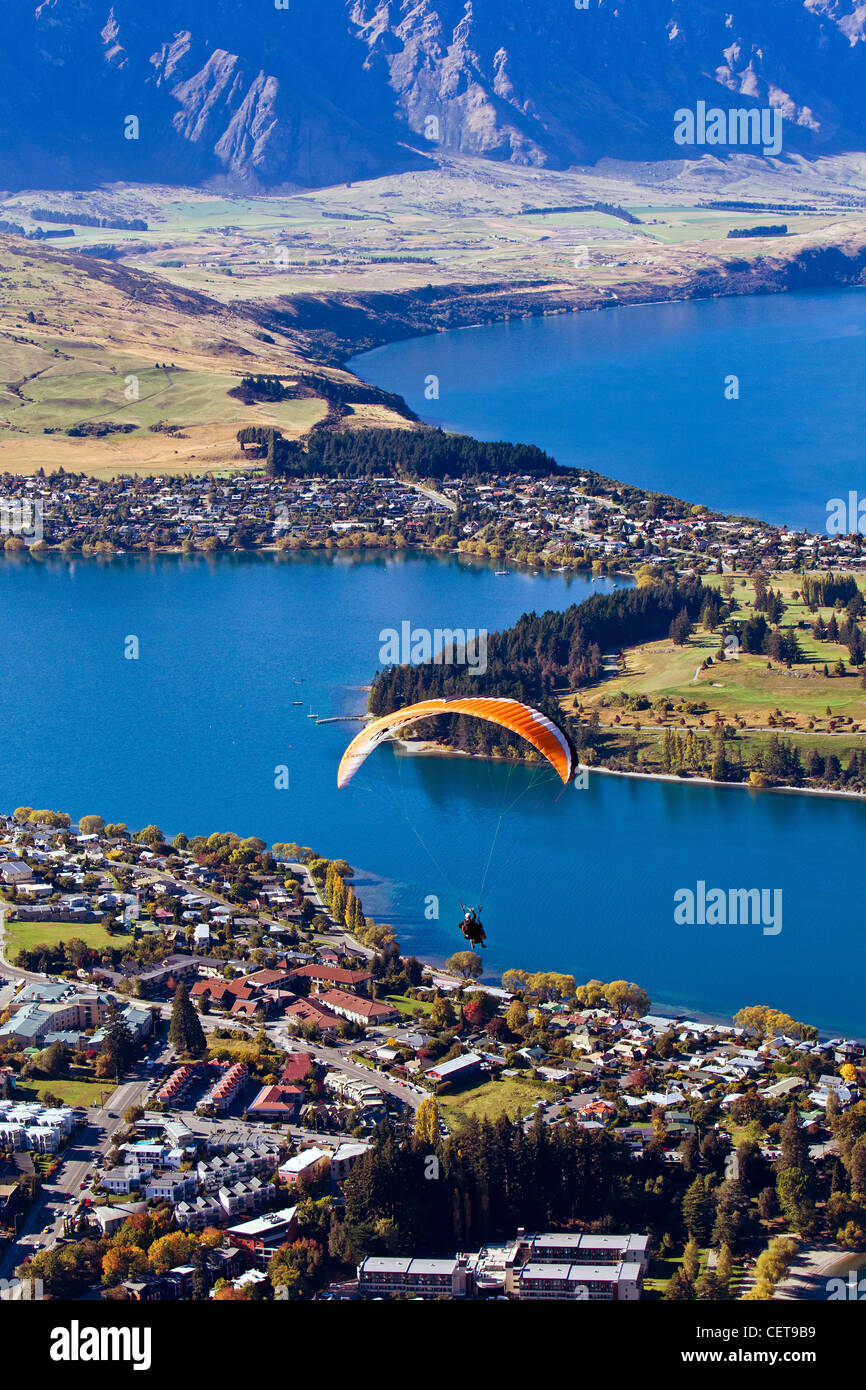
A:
337;697;574;788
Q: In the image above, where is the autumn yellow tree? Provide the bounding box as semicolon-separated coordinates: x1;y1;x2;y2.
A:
102;1244;148;1287
506;999;528;1034
733;1005;814;1041
148;1232;198;1275
414;1097;440;1145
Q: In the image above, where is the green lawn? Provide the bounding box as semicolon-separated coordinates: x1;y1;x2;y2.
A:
13;1076;110;1107
0;347;322;442
4;919;134;956
384;994;432;1018
437;1074;552;1128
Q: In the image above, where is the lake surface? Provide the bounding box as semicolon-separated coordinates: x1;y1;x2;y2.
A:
352;287;866;533
1;550;864;1035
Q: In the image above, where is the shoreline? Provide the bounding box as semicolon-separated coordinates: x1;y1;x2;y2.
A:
334;254;866;376
379;873;863;1042
774;1244;863;1300
392;739;866;805
583;761;866;804
4;802;861;1042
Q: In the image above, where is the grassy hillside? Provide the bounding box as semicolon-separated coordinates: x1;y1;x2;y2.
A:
568;572;866;783
0;240;399;476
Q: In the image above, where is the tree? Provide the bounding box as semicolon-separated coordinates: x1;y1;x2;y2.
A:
99;1003;136;1082
78;815;105;835
37;1040;70;1079
776;1168;814;1232
683;1236;700;1283
168;982;207;1057
430;995;456;1029
414;1097;440;1145
445;951;483;981
502;970;531;994
604;980;651;1018
134;824;164;847
464;993;498;1028
779;1104;810;1172
148;1232;197;1274
505;999;528;1034
746;1236;798;1298
664;1268;694;1300
682;1176;715;1243
716;1243;733;1292
102;1245;148;1287
696;1270;725;1300
711;1179;753;1251
733;1005;813;1043
267;1238;324;1300
670;608;694;645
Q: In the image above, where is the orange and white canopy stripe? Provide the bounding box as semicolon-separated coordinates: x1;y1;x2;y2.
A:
337;697;574;788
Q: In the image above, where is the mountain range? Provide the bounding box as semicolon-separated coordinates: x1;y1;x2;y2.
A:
2;0;866;190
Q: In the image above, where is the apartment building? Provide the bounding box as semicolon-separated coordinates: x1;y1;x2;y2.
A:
514;1261;643;1301
358;1256;471;1299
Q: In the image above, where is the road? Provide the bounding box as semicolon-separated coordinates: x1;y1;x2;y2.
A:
305;1038;422;1111
288;862;374;962
0;1073;149;1283
406;481;457;515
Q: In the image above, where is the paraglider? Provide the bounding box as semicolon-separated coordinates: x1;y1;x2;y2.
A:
336;697;575;948
336;696;574;788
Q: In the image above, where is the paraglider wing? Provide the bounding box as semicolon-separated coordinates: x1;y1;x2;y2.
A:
337;697;574;788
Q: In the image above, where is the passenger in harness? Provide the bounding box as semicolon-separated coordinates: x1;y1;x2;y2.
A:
459;908;486;949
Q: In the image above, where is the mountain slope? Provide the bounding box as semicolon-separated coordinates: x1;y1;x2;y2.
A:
2;0;866;190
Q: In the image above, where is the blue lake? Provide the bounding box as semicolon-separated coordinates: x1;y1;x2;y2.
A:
1;550;863;1035
352;287;866;533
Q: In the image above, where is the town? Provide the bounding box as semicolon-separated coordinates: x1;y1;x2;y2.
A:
1;807;863;1302
2;459;866;576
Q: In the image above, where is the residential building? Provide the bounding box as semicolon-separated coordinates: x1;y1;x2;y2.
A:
358;1256;471;1299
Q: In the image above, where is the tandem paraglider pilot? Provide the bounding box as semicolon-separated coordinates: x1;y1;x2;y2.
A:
459;908;486;948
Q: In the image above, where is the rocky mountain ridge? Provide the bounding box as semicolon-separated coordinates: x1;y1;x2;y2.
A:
2;0;866;189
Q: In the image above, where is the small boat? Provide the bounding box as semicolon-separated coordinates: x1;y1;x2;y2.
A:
292;700;303;705
494;570;509;576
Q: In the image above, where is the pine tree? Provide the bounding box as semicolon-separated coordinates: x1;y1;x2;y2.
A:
99;1003;136;1082
168;982;206;1058
352;897;364;933
779;1104;809;1172
682;1176;715;1243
